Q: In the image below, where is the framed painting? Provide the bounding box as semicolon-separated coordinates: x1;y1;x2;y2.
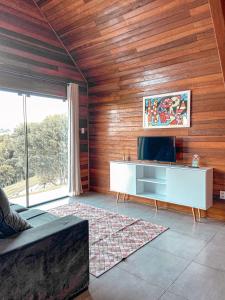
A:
143;90;191;129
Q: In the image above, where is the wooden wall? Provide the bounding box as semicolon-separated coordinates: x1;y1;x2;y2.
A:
0;0;89;191
35;0;225;216
87;0;225;203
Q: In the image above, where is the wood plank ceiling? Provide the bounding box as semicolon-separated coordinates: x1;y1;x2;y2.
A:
35;0;219;88
34;0;225;212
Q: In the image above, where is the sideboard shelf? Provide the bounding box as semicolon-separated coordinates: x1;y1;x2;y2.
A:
137;178;166;184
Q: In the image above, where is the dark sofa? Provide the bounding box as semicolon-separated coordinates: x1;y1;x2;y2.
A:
0;203;89;300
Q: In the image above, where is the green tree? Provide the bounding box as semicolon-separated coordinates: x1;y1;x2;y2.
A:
0;132;25;186
0;164;16;187
27;114;68;186
0;114;68;189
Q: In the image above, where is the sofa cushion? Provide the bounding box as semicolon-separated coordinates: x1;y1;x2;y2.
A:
19;209;47;220
20;209;59;228
20;209;59;227
0;188;32;237
27;212;59;228
10;203;28;213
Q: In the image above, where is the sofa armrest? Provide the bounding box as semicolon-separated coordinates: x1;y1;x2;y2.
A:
0;215;89;299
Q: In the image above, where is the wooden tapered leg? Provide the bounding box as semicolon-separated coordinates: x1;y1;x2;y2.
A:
154;200;158;212
197;208;201;222
123;193;126;202
192;207;196;222
116;192;120;203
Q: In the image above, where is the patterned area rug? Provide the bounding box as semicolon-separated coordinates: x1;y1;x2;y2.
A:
49;203;168;277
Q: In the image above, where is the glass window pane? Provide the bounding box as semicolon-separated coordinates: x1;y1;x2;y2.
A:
0;91;26;206
26;95;68;206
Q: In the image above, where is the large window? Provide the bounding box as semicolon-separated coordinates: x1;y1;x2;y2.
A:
0;91;68;207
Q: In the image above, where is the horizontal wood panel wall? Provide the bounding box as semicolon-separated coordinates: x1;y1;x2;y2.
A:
0;0;88;191
36;0;225;216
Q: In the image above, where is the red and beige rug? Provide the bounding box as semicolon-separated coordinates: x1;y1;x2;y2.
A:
49;203;168;277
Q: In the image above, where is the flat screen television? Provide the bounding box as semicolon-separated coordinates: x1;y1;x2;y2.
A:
137;136;176;162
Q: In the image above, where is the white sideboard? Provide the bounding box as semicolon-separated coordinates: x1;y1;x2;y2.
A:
110;161;213;210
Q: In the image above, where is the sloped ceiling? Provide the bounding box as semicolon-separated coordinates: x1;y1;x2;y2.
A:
34;0;225;95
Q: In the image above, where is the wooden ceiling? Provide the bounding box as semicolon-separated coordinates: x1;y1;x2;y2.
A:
34;0;223;92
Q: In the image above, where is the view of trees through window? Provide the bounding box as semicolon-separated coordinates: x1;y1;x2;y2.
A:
0;91;68;206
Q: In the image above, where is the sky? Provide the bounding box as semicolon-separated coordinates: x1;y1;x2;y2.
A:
0;91;68;131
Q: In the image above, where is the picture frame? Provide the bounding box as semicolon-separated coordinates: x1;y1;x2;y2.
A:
143;90;191;129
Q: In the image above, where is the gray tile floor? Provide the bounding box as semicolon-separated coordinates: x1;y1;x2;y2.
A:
39;192;225;300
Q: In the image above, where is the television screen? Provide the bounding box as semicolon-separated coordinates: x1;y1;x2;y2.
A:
137;136;176;162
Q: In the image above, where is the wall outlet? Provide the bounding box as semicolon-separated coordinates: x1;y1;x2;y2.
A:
220;191;225;200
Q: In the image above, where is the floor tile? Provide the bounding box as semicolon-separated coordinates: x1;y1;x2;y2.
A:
169;216;224;242
115;203;155;219
90;274;96;282
209;231;225;247
118;244;190;289
169;262;225;300
88;266;165;300
159;291;188;300
217;223;225;232
144;209;184;228
77;197;115;209
37;197;71;210
150;229;207;259
194;242;225;272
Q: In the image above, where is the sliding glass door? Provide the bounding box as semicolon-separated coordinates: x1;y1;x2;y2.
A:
0;91;26;206
26;95;68;206
0;90;68;207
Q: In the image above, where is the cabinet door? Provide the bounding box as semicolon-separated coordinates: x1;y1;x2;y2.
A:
167;168;206;209
110;163;136;194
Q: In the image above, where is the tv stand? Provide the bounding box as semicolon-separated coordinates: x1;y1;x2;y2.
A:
110;161;213;221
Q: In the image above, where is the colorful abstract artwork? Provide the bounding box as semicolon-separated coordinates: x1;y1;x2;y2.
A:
143;90;191;128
